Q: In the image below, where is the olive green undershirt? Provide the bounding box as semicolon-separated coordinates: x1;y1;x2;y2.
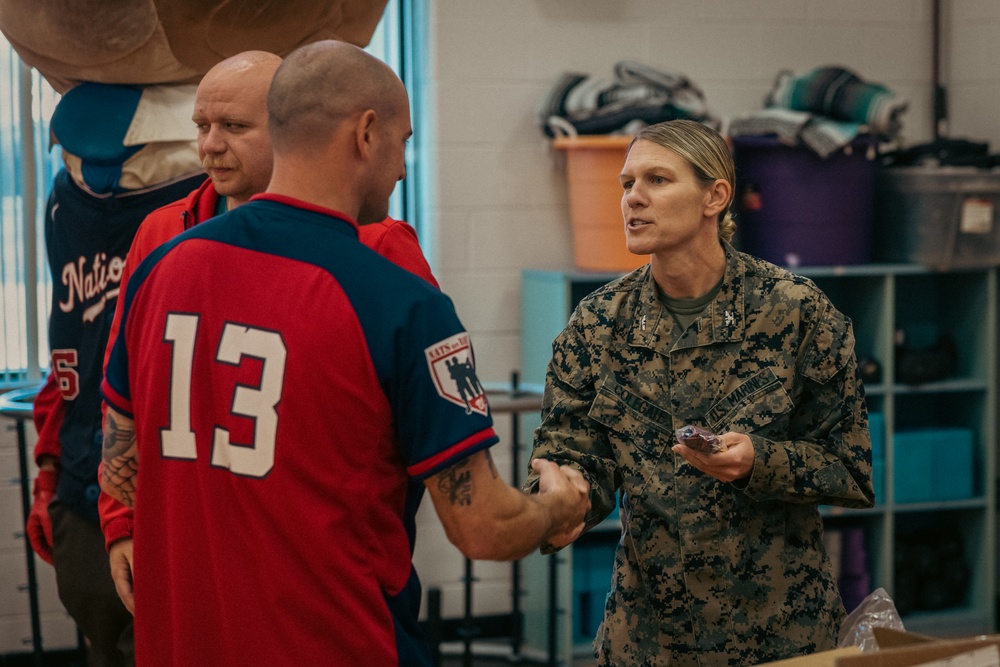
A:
659;273;724;331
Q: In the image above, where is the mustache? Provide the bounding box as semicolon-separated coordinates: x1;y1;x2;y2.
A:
202;158;238;170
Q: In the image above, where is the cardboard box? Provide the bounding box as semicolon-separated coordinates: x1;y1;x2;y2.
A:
835;629;1000;667
755;629;1000;667
872;627;936;647
756;647;863;667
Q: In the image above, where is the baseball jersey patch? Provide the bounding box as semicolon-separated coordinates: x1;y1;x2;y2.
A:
425;332;488;417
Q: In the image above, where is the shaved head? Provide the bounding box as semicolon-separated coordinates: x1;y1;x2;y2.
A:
267;40;407;154
193;50;282;206
203;50;283;85
264;40;411;225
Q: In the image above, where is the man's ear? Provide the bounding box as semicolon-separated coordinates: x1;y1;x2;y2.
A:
704;179;732;219
354;109;378;159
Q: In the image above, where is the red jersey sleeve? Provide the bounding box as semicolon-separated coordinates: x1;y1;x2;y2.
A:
32;372;65;463
99;242;139;546
360;218;439;288
103;252;134;378
99;251;136;549
97;462;134;550
103;215;163;377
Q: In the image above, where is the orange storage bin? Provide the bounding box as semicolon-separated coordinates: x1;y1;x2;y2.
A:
553;135;648;272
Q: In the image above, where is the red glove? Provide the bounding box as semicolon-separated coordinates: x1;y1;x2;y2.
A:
27;468;57;565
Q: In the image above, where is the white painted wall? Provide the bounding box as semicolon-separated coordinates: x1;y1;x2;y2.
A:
412;0;997;619
948;0;1000;147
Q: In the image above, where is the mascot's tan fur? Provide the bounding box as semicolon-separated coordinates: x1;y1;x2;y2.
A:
0;1;389;192
0;0;389;92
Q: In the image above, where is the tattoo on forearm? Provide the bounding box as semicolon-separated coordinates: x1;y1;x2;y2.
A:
102;411;138;507
103;411;134;458
436;457;473;506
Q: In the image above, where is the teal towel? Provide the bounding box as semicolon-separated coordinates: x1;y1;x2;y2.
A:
728;66;907;158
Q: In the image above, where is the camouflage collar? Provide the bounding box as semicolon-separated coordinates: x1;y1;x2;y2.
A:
629;242;745;353
706;242;746;343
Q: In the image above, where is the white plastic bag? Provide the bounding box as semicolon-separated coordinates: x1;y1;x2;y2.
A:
838;587;905;652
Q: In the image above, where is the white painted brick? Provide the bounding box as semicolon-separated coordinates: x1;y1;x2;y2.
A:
467;332;522;387
434;17;541;84
951;0;1000;24
853;27;934;81
435;82;556;149
948;83;1000;149
526;22;653;79
808;0;926;23
709;84;779;120
434;145;567;210
698;0;810;22
468;207;575;271
949;24;1000;82
755;26;885;77
427;209;474;271
475;0;678;24
438;270;520;334
647;23;766;82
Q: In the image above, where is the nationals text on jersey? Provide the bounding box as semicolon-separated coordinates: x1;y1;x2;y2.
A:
59;252;125;321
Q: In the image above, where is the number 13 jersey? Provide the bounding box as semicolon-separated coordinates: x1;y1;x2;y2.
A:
102;194;499;667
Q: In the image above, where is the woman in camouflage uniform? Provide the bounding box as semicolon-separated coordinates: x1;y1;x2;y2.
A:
527;119;874;666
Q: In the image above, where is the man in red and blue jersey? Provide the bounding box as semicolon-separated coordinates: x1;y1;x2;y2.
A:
100;41;589;666
96;50;441;614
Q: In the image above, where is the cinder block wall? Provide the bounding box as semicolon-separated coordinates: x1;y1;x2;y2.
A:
948;1;1000;147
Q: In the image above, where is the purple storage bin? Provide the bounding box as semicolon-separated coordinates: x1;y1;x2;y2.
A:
732;136;878;267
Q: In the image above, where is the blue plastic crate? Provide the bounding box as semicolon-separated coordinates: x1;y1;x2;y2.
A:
872;459;885;505
572;538;616;644
894;428;973;503
869;411;885;462
934;430;975;501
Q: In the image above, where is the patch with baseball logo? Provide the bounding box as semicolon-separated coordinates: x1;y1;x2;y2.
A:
425;332;489;416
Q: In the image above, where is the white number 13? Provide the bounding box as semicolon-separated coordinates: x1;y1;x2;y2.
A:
162;313;287;478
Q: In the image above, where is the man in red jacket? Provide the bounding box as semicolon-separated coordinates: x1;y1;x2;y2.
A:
96;50;438;612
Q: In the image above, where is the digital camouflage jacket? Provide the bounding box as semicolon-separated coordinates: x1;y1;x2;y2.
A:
526;244;874;667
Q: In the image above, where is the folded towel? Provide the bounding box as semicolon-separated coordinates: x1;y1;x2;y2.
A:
767;66;908;136
728;108;811;146
728;109;867;158
538;60;717;137
729;66;906;158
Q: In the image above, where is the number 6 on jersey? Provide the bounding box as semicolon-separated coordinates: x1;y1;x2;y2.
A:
161;313;287;478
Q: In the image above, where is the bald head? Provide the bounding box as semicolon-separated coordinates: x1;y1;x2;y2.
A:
193;51;282;207
267;40;407;154
263;41;411;224
203;50;283;86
